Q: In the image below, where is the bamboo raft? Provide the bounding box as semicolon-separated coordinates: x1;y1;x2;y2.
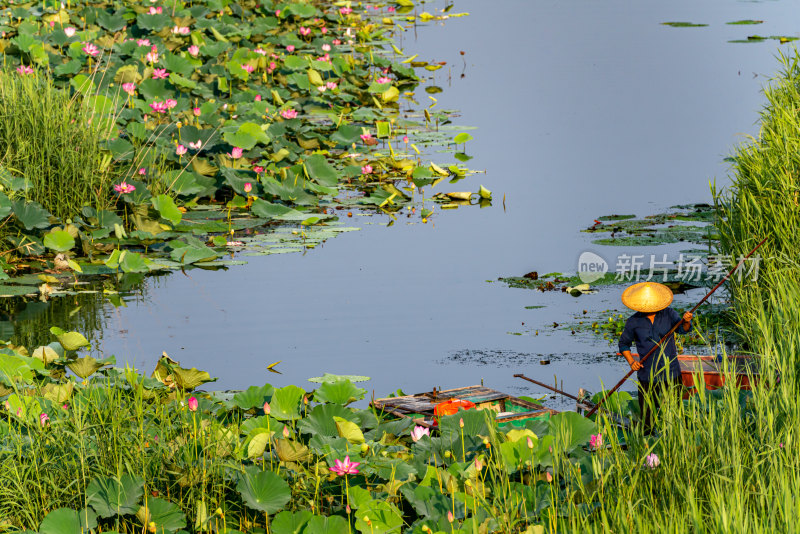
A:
371;385;559;429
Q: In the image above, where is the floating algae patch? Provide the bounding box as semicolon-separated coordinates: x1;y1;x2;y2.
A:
661;22;708;28
726;20;764;25
729;35;799;44
583;203;717;246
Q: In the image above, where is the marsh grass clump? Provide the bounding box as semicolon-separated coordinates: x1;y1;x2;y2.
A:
0;69;117;220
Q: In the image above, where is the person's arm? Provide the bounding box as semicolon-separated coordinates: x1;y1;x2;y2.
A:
618;320;642;371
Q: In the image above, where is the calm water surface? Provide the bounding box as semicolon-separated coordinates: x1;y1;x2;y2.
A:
14;0;800;405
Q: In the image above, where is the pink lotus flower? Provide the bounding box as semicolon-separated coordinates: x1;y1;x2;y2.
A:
172;25;190;35
253;166;264;174
152;68;169;79
275;9;280;16
589;433;603;449
229;147;243;159
339;7;352;15
317;86;327;93
148;6;162;14
254;48;268;56
176;144;187;156
527;436;534;449
317;53;331;63
145;46;159;63
241;64;255;73
244;182;252;193
360;133;372;142
326;81;338;90
330;456;360;476
165;98;177;109
410;425;429;442
377;76;391;84
40;413;50;426
280;109;298;119
121;82;136;95
255;94;262;101
82;43;100;57
188;140;202;150
403;136;409;143
263;402;271;414
361;164;373;175
282;425;290;438
645;453;660;469
268;61;277;72
321;27;328;34
138;168;147;175
388;6;395;12
286;45;295;52
227;240;245;247
64;27;76;37
322;44;331;52
149;101;168;113
187;396;198;411
114;182;136;194
192;107;201;116
16;65;34;75
299;27;311;36
137;39;151;47
447;511;454;523
187;45;199;57
333;39;341;45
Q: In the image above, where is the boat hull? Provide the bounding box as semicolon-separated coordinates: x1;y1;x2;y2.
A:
678;354;759;397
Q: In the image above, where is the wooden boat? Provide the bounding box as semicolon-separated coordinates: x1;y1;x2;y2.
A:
678;354;760;394
626;353;760;396
371;385;559;429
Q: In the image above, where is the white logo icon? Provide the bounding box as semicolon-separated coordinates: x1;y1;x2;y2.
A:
577;251;608;283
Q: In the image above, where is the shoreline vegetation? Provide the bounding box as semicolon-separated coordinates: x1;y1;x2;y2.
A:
0;0;798;533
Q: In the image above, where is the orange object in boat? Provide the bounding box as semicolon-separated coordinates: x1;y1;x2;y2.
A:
433;399;476;417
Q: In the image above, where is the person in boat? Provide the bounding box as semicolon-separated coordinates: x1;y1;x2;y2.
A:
617;281;692;433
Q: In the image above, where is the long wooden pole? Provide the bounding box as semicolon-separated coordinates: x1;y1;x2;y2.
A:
585;236;768;418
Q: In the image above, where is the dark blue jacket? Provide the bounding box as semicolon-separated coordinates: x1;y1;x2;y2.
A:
618;308;689;382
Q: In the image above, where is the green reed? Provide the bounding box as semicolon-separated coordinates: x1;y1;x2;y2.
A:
0;68;117;220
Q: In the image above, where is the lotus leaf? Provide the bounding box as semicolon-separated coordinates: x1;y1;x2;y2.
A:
236;467;291;514
152;195;182;226
354;500;404;534
5;393;41;421
268;384;306;420
298;404;360;436
42;230;75;252
12;200;51;230
171;365;215;390
246;429;273;459
334;415;365;444
274;438;311;462
49;327;89;351
228;383;275;411
86;474;144;518
271;510;314;534
304;515;349;534
135;497;187;532
548;412;596;453
0;352;43;383
39;508;93;534
67;356;113;379
313;379;366;405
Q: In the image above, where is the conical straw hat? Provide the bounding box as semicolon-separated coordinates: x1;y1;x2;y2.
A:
621;282;673;313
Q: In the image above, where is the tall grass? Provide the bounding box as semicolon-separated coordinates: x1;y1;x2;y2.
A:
0;69;117;220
